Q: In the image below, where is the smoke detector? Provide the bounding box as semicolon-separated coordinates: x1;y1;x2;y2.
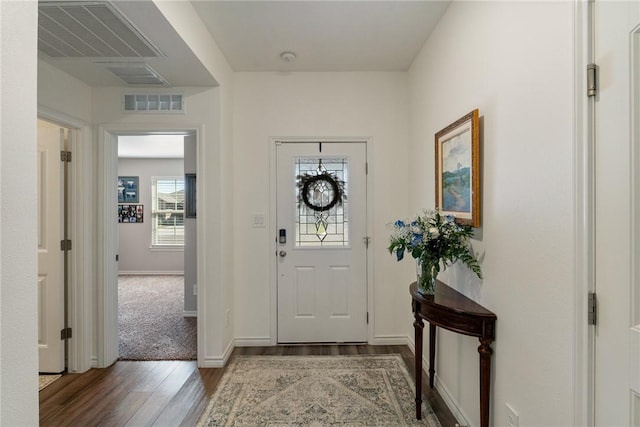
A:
280;51;297;63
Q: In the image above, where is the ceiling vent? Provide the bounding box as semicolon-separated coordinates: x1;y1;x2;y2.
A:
102;62;169;86
38;1;163;58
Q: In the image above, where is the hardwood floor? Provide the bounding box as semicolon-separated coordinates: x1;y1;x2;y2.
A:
40;345;457;426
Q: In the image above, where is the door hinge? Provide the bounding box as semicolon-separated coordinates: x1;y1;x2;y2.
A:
60;327;72;340
60;239;72;251
365;162;369;175
366;312;369;324
363;236;371;248
587;63;598;97
60;150;72;162
588;291;597;325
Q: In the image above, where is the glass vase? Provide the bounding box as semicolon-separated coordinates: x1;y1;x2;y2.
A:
416;258;438;296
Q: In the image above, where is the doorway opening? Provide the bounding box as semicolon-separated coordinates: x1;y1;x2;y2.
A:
116;134;197;360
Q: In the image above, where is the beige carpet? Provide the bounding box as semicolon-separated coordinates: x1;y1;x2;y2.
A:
197;354;441;427
39;374;61;391
118;275;196;361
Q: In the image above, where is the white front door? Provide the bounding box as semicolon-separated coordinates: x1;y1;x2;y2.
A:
593;1;640;423
276;141;368;343
37;120;65;373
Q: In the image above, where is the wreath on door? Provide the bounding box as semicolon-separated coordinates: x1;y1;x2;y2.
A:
297;171;346;212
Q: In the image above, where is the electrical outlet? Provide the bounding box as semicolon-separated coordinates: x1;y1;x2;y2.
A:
193;284;197;296
506;403;519;427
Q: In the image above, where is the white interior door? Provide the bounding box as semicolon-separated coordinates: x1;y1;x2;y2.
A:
276;141;368;343
37;120;65;373
594;1;640;423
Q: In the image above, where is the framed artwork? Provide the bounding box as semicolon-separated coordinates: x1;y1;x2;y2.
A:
435;109;481;227
118;204;143;223
185;173;196;218
118;176;139;203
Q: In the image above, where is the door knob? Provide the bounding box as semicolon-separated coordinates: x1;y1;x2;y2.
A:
279;250;287;257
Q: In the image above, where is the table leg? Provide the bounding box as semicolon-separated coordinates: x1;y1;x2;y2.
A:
429;323;436;388
413;301;424;420
478;338;493;427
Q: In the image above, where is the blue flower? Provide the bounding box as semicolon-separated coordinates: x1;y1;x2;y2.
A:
394;220;405;228
411;233;423;246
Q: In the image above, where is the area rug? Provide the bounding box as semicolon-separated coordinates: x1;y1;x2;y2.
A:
118;275;196;360
197;354;441;427
39;374;61;391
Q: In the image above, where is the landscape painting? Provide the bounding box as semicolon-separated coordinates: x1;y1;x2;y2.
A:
441;131;471;213
435;109;480;227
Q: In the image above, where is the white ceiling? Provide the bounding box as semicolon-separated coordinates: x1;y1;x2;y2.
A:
191;1;451;72
37;0;450;87
118;135;185;158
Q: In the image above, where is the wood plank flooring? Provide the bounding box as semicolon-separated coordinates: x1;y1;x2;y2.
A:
40;345;457;426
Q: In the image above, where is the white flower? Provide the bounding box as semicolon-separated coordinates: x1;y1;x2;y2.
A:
428;227;440;238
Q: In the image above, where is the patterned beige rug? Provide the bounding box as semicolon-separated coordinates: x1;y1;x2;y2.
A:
39;374;61;391
197;354;441;427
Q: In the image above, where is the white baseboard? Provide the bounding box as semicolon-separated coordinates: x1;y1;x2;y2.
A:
118;271;184;276
371;335;411;346
183;311;197;317
90;356;98;368
234;337;273;347
432;370;471;427
200;339;235;368
406;335;468;427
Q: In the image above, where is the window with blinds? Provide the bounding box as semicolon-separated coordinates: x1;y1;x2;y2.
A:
151;177;185;247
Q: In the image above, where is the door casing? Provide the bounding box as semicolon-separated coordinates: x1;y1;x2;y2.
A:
97;124;203;368
37;107;93;373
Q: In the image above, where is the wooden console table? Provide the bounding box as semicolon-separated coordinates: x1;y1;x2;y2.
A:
410;281;496;427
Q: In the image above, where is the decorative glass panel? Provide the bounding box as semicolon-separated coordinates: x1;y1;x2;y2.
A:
295;157;349;247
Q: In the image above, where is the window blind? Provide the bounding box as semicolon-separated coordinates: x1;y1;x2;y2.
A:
151;178;185;246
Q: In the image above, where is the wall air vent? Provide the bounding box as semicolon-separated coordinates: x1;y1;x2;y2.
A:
38;1;164;58
102;63;169;86
123;94;184;113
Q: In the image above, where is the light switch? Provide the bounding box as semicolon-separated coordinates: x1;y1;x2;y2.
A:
252;214;266;228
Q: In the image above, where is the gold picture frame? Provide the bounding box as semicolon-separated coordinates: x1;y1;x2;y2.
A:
435;109;480;227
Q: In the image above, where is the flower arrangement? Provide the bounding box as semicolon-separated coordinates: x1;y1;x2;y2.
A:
388;209;482;294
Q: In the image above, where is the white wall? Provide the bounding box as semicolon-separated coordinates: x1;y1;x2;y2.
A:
92;85;229;364
232;72;412;344
38;60;92;124
153;0;235;363
117;157;184;274
408;2;575;426
0;1;39;425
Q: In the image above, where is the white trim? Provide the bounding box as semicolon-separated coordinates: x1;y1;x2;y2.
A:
406;334;467;426
433;370;470;427
269;137;373;345
38;106;93;374
573;1;595;426
97;126;120;368
98;123;204;368
234;337;273;347
118;271;184;276
183;310;197;318
371;335;410;346
149;246;184;252
201;339;234;368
